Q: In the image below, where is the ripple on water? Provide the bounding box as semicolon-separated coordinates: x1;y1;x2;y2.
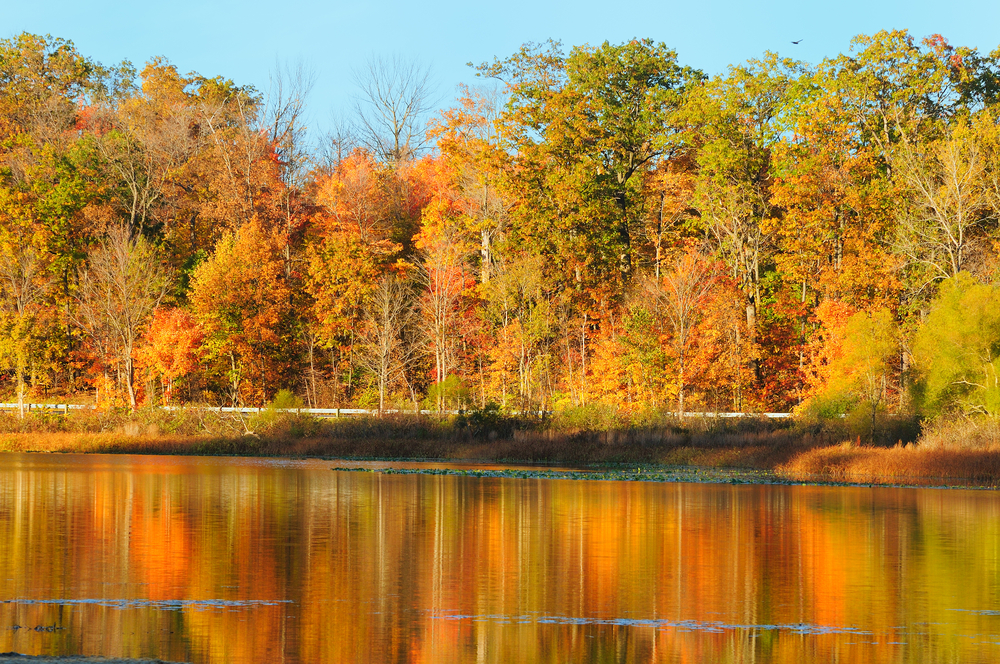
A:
427;611;872;636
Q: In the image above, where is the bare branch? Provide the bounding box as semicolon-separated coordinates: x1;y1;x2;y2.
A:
265;59;317;186
352;54;436;165
72;226;170;408
355;274;421;413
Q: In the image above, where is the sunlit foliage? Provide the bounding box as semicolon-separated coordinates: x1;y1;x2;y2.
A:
0;30;998;417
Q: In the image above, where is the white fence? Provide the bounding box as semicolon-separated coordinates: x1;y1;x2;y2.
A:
0;403;792;419
0;403;463;418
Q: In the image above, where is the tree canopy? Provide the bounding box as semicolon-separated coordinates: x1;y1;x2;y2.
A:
0;30;999;420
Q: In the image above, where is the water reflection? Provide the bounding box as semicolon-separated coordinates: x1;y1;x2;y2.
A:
0;453;999;663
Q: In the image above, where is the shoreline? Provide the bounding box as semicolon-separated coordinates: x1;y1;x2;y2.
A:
1;432;998;489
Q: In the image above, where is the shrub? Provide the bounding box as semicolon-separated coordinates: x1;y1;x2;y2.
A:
919;416;1000;449
454;403;523;439
270;389;304;410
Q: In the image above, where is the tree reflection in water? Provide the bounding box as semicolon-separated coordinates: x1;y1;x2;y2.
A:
0;453;998;663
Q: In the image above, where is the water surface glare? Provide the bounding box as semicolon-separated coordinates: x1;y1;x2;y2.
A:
0;452;999;662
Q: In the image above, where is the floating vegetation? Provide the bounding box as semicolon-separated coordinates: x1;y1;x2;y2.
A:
427;610;873;637
332;465;797;485
330;464;995;490
7;624;66;632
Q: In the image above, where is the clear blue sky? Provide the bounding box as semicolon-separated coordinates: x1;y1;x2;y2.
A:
7;0;1000;142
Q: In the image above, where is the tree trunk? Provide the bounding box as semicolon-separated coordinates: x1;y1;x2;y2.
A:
16;364;25;420
580;314;588;405
378;368;386;416
125;355;136;410
678;356;685;419
870;403;877;445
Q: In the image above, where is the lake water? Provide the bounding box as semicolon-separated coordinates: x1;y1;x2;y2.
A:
1;453;1000;663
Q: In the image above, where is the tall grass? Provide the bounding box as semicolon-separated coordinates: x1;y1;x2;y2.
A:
917;416;1000;449
780;442;1000;484
0;407;821;467
2;406;998;485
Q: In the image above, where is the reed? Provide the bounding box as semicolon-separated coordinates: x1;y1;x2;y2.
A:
3;408;998;486
0;413;814;468
917;416;1000;449
779;442;1000;485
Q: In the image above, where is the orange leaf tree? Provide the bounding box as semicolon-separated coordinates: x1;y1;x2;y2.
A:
189;220;296;406
135;308;204;404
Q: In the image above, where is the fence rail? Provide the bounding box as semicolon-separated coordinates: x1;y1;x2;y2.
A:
0;403;92;413
0;403;793;419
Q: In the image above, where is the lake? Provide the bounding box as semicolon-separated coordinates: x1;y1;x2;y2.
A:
1;453;999;663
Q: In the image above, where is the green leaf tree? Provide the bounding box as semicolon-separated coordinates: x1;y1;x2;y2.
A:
481;39;700;293
913;273;1000;418
805;306;898;441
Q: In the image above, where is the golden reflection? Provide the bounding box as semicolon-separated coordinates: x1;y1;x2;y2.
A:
0;454;999;663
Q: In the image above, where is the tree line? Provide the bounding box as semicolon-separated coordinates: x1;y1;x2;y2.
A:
2;31;1000;424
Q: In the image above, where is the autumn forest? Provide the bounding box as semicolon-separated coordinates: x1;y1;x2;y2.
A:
2;30;1000;427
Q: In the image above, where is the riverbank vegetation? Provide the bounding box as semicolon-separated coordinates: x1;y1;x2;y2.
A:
2;404;997;485
2;31;1000;457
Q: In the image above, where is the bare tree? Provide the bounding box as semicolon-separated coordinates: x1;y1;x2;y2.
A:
300;326;322;409
265;59;316;188
204;88;267;226
895;127;990;286
643;250;718;417
264;60;316;282
73;226;170;408
94;98;203;235
356;275;419;414
203;61;313;234
318;114;359;174
482;253;553;411
417;228;471;411
352;55;435;165
0;247;49;320
201;72;303;239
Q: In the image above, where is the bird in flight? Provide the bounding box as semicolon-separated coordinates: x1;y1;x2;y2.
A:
791;39;803;44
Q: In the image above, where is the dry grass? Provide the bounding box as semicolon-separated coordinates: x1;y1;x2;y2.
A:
0;432;254;455
7;430;1000;486
0;409;814;464
5;409;997;486
0;423;812;469
918;416;1000;449
282;437;808;468
779;442;1000;485
278;416;812;468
